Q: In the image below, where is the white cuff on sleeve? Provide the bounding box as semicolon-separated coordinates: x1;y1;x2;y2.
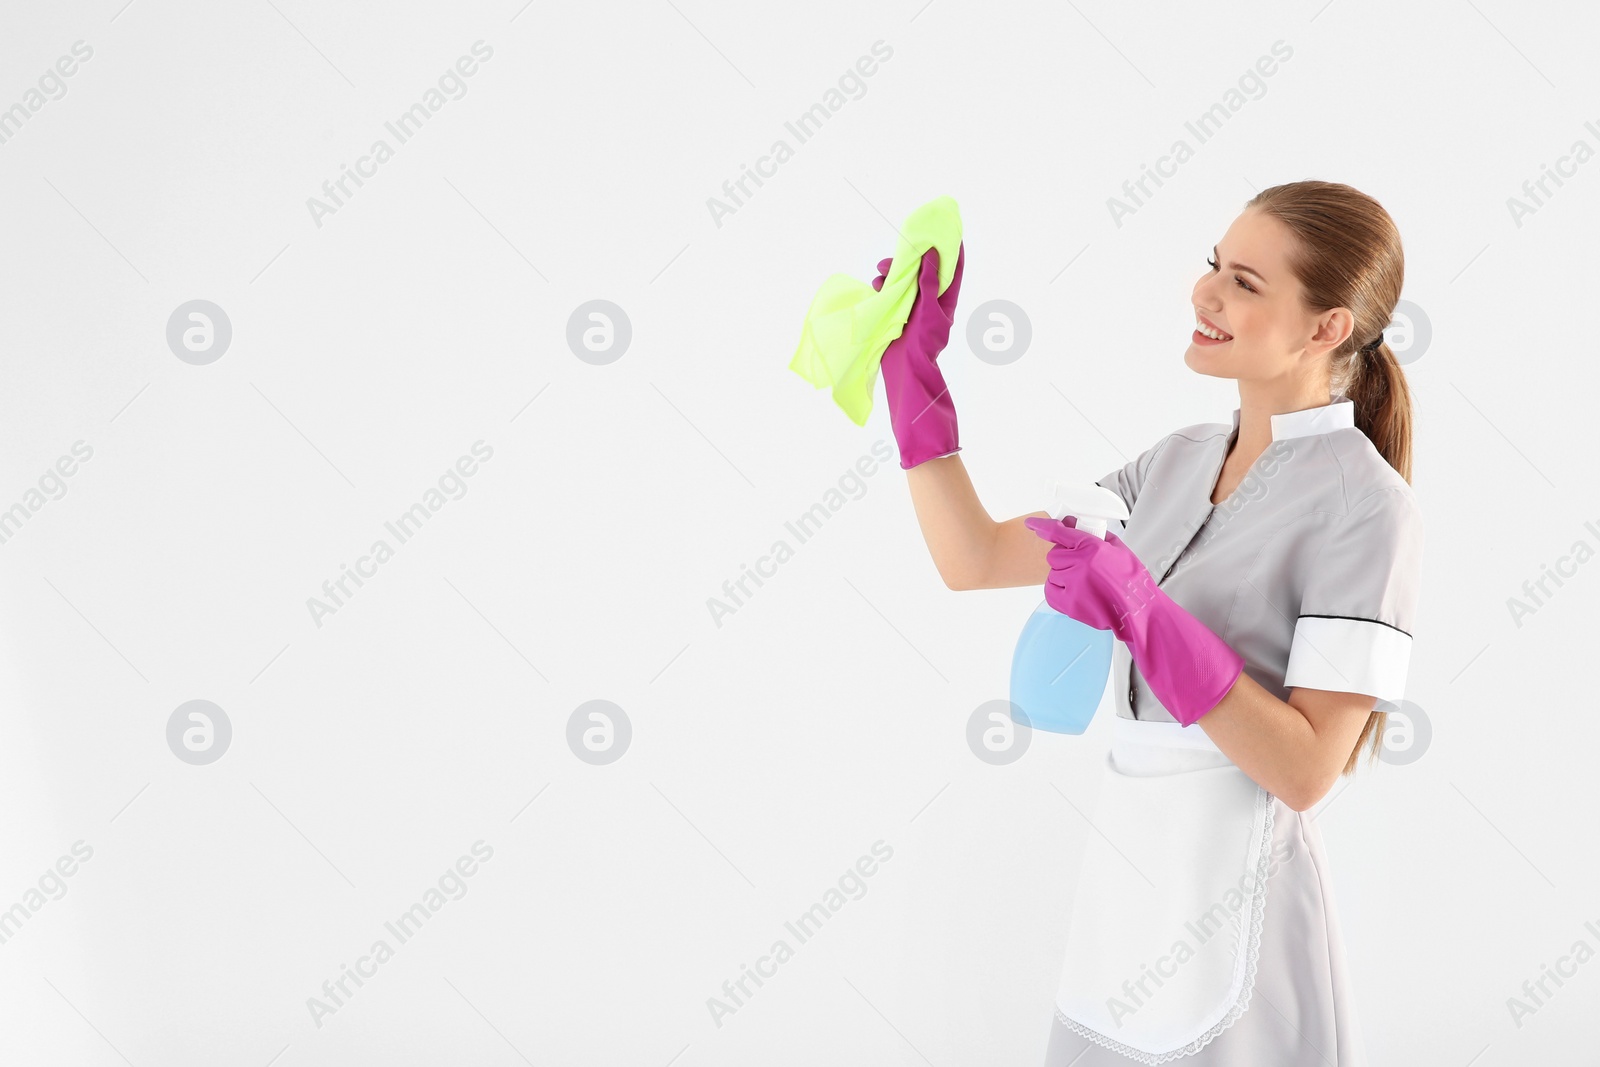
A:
1283;614;1412;702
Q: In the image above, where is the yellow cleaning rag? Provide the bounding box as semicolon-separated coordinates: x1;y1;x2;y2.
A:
789;196;963;427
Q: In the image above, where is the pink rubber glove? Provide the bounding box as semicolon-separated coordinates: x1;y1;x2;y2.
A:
872;242;965;469
1023;515;1245;727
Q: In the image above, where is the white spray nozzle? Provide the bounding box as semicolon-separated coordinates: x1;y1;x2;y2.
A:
1047;482;1130;541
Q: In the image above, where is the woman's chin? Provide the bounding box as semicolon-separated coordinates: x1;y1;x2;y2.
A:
1184;344;1237;378
1183;344;1213;372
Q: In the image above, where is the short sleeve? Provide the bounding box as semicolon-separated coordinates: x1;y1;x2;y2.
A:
1283;487;1424;701
1096;436;1170;517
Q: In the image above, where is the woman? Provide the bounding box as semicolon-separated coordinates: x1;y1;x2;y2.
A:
876;180;1422;1065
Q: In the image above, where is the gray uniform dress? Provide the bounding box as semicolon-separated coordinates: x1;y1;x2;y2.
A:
1043;396;1424;1066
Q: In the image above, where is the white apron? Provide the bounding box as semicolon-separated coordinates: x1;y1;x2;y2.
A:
1053;717;1276;1063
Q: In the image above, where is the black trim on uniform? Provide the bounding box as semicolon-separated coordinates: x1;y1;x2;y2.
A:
1296;612;1412;639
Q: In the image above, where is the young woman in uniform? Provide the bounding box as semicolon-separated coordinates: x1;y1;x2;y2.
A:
875;180;1422;1065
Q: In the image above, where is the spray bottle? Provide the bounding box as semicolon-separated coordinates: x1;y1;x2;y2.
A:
1009;483;1130;734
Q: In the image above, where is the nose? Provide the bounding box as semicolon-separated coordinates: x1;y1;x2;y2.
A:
1193;274;1224;309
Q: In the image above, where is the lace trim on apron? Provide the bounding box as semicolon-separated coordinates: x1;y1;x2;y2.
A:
1054;787;1275;1063
1051;718;1277;1063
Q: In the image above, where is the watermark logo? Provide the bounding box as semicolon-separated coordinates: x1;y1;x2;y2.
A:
1375;699;1431;766
967;699;1031;765
566;300;632;365
167;699;232;765
965;299;1032;365
1384;298;1431;367
567;700;631;765
166;300;232;365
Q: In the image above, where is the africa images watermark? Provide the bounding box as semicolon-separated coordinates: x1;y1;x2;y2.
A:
1106;39;1294;228
306;440;495;628
706;39;894;228
1105;834;1296;1028
1505;915;1600;1030
0;39;95;149
707;439;895;628
305;840;495;1029
0;841;95;949
706;840;894;1028
1085;437;1301;634
306;40;495;229
0;439;94;548
1153;437;1299;582
1505;117;1600;228
1505;516;1600;628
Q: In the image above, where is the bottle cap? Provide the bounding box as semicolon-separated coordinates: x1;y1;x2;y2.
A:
1047;482;1130;541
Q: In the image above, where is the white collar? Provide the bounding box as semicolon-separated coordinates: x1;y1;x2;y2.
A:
1230;396;1355;442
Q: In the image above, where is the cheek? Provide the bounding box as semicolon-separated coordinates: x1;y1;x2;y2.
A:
1231;339;1302;382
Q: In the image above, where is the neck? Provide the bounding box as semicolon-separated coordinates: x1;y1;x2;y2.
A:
1231;378;1334;456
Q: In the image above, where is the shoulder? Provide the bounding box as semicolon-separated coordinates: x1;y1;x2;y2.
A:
1309;432;1423;567
1321;428;1419;525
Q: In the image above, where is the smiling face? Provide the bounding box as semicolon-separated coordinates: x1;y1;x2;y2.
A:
1186;208;1358;384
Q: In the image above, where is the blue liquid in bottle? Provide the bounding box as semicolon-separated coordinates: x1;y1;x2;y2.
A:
1008;483;1128;734
1009;603;1113;734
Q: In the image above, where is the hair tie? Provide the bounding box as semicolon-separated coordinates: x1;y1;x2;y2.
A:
1360;334;1384;354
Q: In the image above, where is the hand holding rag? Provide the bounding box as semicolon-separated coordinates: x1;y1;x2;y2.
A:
873;241;965;468
1024;515;1245;727
789;196;964;432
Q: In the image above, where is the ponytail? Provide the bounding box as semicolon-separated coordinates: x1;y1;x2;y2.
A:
1243;180;1415;775
1347;340;1413;484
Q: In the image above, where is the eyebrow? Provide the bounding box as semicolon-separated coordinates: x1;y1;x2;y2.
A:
1215;245;1267;285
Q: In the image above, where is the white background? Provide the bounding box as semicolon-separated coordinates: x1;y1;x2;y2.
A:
1;0;1595;1064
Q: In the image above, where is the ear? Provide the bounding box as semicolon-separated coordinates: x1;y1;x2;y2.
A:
1309;307;1357;356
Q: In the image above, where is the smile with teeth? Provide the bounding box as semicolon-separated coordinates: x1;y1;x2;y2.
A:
1195;319;1233;341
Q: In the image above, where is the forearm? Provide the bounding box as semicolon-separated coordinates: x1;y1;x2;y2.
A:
1194;672;1324;810
904;455;996;589
905;456;1052;590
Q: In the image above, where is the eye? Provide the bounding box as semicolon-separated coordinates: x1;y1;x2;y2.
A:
1206;254;1256;293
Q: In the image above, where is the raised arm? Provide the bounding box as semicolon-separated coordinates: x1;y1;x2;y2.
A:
874;243;1052;592
905;456;1051;591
